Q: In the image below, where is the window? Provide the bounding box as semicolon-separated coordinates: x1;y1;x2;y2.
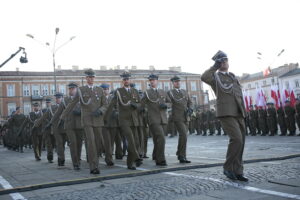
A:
181;82;186;90
192;95;198;105
247;84;251;89
113;82;121;90
32;85;40;96
255;82;258;88
7;103;16;116
59;84;66;95
164;82;170;91
7;84;15;97
263;80;267;86
295;80;300;88
135;83;142;90
190;81;197;91
158;82;163;89
23;102;31;115
285;82;289;89
41;84;49;96
271;78;275;85
23;85;30;96
50;84;55;95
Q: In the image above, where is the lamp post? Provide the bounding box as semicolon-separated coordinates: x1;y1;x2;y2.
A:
26;28;76;93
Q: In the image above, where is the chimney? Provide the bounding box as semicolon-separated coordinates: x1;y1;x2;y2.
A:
72;65;79;71
169;66;181;72
131;66;137;70
16;67;19;72
149;65;155;71
100;65;107;70
57;65;62;70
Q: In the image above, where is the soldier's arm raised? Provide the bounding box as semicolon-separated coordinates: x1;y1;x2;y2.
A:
201;65;219;88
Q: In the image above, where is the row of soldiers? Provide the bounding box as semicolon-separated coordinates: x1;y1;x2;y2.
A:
1;69;193;174
245;100;300;136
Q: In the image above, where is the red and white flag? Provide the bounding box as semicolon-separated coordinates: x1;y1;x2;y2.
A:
263;67;271;77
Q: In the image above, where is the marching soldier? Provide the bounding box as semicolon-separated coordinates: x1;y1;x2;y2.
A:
141;74;171;166
61;69;107;174
266;103;278;136
48;92;68;166
107;71;143;170
168;75;192;164
215;118;222;135
195;109;202;135
284;100;296;136
200;109;208;136
201;50;248;181
22;103;44;160
10;107;26;153
52;83;83;170
102;83;123;166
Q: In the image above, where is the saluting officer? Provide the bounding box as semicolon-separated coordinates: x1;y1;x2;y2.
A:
201;50;248;181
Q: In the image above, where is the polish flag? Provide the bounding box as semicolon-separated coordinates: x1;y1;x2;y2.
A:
243;90;249;112
290;89;296;107
277;88;282;107
271;85;279;109
263;67;271;77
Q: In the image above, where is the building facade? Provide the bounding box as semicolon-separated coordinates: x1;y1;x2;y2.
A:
0;68;207;117
239;63;299;103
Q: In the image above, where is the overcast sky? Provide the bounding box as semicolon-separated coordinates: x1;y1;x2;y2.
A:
0;0;299;77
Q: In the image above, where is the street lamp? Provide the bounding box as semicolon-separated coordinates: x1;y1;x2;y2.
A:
26;28;76;93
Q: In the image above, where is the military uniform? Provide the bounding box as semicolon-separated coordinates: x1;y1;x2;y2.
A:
249;107;257;135
266;104;278;136
295;101;300;135
277;107;287;136
200;111;208;136
258;108;268;136
10;109;26;152
201;51;247;181
28;108;43;160
102;84;123;165
108;73;142;169
141;74;171;165
284;103;296;136
207;110;216;136
61;69;107;174
168;76;192;163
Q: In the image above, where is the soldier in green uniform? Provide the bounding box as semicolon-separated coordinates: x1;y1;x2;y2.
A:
107;71;143;170
141;74;171;166
48;92;68;166
201;51;248;181
284;100;296;136
248;105;257;136
195;109;202;135
257;106;268;136
277;106;286;136
61;69;107;174
168;75;192;163
266;103;278;136
200;109;208;136
295;98;300;135
10;107;26;153
207;109;216;136
102;83;122;166
20;103;43;160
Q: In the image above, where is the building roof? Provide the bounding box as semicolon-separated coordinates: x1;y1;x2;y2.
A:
279;68;300;78
0;69;200;77
239;63;299;82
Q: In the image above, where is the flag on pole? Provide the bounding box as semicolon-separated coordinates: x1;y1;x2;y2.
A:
271;85;279;109
263;67;271;77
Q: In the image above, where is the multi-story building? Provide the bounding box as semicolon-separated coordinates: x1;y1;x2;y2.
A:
0;67;207;117
239;63;299;102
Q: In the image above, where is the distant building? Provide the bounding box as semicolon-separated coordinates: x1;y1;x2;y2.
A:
0;68;207;117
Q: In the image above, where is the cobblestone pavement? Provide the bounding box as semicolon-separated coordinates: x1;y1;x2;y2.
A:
0;134;300;200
